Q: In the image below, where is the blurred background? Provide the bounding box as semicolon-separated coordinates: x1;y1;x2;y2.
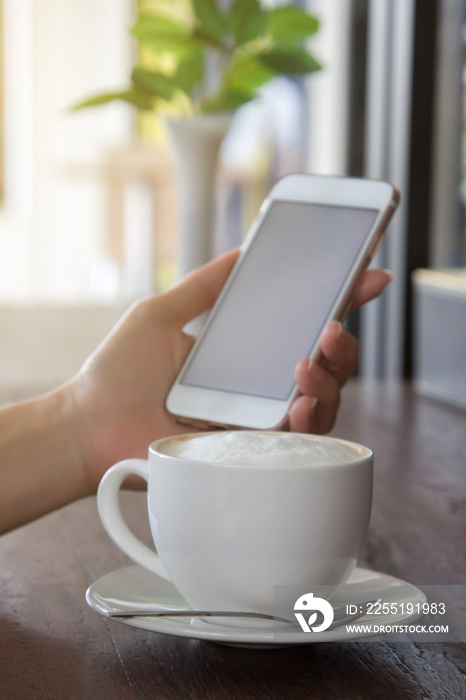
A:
0;0;465;408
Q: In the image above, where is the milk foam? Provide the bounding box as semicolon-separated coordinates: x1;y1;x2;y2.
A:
160;431;361;467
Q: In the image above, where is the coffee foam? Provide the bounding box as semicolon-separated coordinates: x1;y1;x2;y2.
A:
160;431;361;467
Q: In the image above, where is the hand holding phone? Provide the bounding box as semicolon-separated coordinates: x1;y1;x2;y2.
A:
166;174;399;430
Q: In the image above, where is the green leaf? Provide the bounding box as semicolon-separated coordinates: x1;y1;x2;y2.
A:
202;87;256;113
172;46;205;94
193;0;225;45
71;90;154;111
230;0;264;46
192;27;223;48
266;6;320;41
131;15;193;53
227;55;276;92
131;68;175;100
259;45;322;74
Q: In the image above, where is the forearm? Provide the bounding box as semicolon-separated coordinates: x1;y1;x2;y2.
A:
0;386;89;534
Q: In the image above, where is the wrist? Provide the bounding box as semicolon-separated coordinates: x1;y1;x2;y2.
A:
0;385;90;534
52;382;93;498
29;385;92;507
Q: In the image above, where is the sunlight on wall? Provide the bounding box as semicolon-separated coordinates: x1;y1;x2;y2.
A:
0;0;134;303
0;0;343;303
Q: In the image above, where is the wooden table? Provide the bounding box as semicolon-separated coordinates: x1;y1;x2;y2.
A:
1;381;465;699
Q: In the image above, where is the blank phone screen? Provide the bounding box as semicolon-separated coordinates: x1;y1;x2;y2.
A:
180;201;378;400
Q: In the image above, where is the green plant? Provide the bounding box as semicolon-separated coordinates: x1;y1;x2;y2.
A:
73;0;321;115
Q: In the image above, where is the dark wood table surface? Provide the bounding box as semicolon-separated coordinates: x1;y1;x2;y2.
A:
1;381;465;699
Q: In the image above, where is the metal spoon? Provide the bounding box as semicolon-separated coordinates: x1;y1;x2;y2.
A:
107;601;376;631
108;609;292;623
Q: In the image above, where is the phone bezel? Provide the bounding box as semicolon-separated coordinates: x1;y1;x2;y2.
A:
166;174;399;430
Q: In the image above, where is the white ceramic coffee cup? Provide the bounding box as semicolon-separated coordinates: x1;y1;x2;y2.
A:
97;432;373;619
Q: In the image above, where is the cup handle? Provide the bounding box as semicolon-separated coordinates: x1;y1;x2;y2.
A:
97;459;170;581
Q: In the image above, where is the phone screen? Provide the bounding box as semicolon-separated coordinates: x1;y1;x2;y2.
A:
180;201;378;401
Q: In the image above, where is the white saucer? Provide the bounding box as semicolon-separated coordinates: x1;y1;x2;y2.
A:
86;566;426;648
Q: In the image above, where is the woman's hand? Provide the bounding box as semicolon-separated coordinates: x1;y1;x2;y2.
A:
68;250;392;492
68;250;241;491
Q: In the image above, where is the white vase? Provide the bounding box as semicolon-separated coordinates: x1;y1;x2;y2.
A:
166;115;231;278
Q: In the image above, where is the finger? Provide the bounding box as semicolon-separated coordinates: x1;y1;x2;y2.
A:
294;357;340;400
350;269;393;311
313;403;340;434
287;395;318;434
160;248;240;327
294;357;341;428
288;388;339;435
318;321;359;386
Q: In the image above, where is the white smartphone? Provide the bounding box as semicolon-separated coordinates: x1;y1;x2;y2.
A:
166;173;400;430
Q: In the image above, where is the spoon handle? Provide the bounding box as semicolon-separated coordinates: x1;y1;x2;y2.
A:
108;609;292;623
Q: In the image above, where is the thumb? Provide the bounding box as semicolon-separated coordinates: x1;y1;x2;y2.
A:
160;248;240;327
